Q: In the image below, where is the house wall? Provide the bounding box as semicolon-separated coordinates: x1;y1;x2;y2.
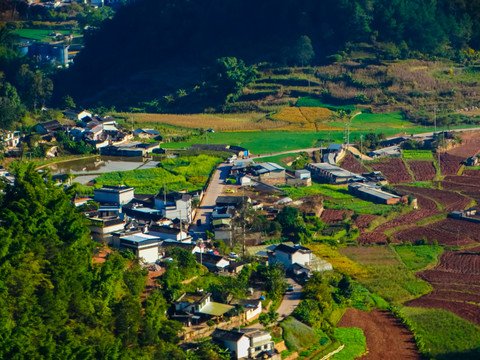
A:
245;304;261;321
223;337;250;360
94;188;134;205
214;229;233;245
292;252;312;266
286;177;311;187
138;246;159;263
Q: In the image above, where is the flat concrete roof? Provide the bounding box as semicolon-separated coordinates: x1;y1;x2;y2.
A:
121;233;161;243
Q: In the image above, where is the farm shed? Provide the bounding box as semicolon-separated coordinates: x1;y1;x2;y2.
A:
348;183;401;205
305;163;365;184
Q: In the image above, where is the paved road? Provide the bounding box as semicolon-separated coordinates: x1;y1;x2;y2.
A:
385;126;480;140
192;163;231;235
276;278;302;320
247;277;302;330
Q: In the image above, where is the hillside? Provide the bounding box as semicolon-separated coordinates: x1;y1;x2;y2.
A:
58;0;480;109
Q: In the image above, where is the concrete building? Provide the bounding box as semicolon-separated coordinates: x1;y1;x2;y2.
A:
148;224;188;241
89;217;125;245
305;163;365;184
154;191;193;223
212;329;277;360
118;233;162;263
348;183;402;205
270;244;313;269
252;162;286;185
94;186;135;205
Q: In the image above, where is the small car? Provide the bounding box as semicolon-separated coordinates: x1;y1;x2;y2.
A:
229;252;239;259
286;285;294;292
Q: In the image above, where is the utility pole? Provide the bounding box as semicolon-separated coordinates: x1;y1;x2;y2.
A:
360;134;363;164
434;106;437;134
242;186;246;256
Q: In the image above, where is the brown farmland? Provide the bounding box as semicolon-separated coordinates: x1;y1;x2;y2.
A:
369;158;412;184
405;249;480;327
341;153;369;174
408;161;436;181
337;309;422;360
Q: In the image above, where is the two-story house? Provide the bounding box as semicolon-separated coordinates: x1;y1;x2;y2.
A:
212;329;278;360
154;191;192;223
269;243;313;269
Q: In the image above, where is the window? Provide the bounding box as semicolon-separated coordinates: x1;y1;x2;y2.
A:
255;346;261;352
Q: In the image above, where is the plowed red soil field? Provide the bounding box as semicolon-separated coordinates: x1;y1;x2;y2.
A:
443;175;480;187
435;153;464;175
462;169;480;177
357;232;388;245
396;185;470;212
408;161;437;181
425;218;480;242
369;158;412;184
392;226;473;245
321;209;353;224
355;214;378;230
374;209;438;233
337;309;422;360
405;249;480;327
341;153;369;174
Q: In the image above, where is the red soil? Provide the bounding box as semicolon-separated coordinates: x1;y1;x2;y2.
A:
341;153;369;174
408;161;436;181
337;309;422;360
369;158;413;184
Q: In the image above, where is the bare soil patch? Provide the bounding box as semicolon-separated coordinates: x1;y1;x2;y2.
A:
337;309;422;360
341;153;369;174
447;131;480;158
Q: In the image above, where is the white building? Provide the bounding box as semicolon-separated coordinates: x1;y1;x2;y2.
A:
212;329;276;360
270;244;313;269
118;233;162;263
154;191;192;223
148;224;189;241
94;186;135;205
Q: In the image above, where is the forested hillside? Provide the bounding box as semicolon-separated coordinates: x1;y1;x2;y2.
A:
0;165;185;359
61;0;480;105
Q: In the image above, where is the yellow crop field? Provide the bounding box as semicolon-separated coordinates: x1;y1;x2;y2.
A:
270;107;338;131
117;112;288;131
307;244;371;279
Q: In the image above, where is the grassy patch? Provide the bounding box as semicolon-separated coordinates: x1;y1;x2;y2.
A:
401;307;480;360
340;246;400;266
394;245;444;271
280;317;320;351
256;153;299;170
331;327;367;360
280;183;392;215
402;150;434;160
270;107;335;131
295;97;356;112
307;244;370;279
359;264;431;303
12;28;81;42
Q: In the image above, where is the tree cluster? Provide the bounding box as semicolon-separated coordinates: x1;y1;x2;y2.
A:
0;164;186;359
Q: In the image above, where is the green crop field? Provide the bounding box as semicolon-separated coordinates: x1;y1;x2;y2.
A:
94;155;221;194
13;28;81;42
331;328;366;360
394;245;443;271
401;307;480;360
402;150;435;160
296;96;356;111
